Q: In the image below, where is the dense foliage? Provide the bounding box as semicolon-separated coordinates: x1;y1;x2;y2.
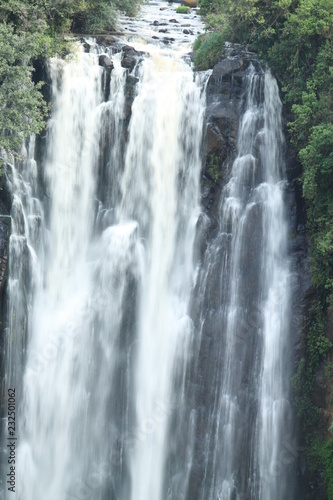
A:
176;5;190;13
0;0;144;155
196;0;333;495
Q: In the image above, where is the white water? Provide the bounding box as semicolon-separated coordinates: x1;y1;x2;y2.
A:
257;72;291;500
197;67;293;500
16;52;105;500
3;16;206;499
118;53;204;500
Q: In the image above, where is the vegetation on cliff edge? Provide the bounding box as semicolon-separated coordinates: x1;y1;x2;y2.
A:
0;0;144;155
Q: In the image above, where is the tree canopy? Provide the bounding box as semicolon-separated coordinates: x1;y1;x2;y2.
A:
0;0;144;155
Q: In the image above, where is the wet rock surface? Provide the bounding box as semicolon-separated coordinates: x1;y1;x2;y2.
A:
121;45;145;71
99;54;114;100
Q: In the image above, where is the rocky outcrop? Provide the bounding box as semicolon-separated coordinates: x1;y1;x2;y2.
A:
99;55;114;101
97;42;146;106
121;45;145;72
201;54;256;233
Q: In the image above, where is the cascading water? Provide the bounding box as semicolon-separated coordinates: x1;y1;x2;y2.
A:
1;2;298;499
191;65;295;500
118;51;205;500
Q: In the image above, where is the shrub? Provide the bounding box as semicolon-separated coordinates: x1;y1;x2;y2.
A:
194;32;225;70
176;6;190;14
82;3;117;33
193;34;204;51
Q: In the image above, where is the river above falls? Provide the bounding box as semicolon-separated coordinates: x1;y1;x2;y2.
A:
117;0;204;53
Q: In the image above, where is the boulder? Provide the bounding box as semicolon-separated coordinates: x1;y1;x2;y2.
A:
96;35;119;46
209;57;244;82
121;46;145;71
99;55;113;72
99;55;114;101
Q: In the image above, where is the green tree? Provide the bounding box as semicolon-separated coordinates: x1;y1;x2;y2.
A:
0;0;145;155
0;22;48;152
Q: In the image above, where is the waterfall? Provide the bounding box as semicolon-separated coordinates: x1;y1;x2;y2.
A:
1;3;296;499
119;52;204;500
193;65;294;500
2;36;206;498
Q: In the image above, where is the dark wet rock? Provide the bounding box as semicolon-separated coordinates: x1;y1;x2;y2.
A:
121;46;145;71
159;28;168;33
96;35;119;46
206;57;249;98
162;37;175;44
183;28;193;35
99;55;114;101
210;107;238;143
200;55;250;228
169;19;179;23
185;51;195;63
211;57;244;78
99;55;113;71
124;75;139;121
205;124;227;159
182;53;194;65
80;40;91;53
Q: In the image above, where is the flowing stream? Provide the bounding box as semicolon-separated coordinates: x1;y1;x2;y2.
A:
1;1;296;499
